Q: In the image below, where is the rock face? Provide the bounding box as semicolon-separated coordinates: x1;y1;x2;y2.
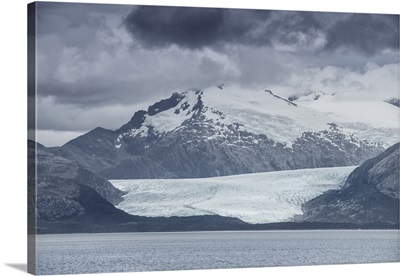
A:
35;176;130;222
302;143;400;225
51;127;130;174
51;87;387;179
30;140;125;205
28;139;135;233
385;98;400;108
99;156;177;179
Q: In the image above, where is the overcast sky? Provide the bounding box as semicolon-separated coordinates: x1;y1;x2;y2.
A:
34;2;399;146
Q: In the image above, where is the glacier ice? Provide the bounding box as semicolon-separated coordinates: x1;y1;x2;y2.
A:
111;166;356;224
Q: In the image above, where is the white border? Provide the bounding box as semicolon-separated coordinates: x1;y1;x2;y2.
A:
0;1;398;276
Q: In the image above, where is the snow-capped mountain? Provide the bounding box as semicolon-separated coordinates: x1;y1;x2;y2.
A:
53;84;398;178
118;85;398;147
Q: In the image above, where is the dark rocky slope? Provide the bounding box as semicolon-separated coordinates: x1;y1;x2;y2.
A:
32;140;124;205
99;156;177;179
35;175;131;223
302;143;399;225
28;140;127;227
51;127;129;174
385;98;400;108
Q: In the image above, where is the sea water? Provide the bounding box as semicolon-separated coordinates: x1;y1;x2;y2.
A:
36;230;400;275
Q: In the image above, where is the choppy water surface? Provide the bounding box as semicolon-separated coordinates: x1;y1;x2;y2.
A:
36;230;399;275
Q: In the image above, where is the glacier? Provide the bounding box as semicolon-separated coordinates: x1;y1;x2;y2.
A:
111;166;356;224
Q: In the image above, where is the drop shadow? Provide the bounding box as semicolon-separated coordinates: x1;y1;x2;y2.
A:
6;263;27;273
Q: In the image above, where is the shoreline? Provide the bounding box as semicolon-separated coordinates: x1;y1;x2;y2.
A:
34;228;400;236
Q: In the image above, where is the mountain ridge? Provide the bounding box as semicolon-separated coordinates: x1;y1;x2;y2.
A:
50;85;393;179
30;140;125;205
31;85;399;232
302;142;400;224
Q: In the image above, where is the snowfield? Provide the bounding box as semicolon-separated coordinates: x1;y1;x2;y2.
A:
111;166;356;224
122;84;399;148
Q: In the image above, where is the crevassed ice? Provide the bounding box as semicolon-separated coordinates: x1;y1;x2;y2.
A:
111;166;356;224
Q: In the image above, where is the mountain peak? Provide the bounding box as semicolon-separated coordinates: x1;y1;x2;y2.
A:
91;126;112;133
147;92;186;116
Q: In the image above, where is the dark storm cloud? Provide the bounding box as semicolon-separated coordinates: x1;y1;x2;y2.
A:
123;6;325;49
124;6;227;49
324;14;399;55
123;6;399;55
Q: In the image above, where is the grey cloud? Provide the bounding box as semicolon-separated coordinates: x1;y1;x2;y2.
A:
123;6;399;55
324;13;399;55
37;79;136;106
123;6;325;49
36;2;129;48
266;12;322;46
37;99;135;132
